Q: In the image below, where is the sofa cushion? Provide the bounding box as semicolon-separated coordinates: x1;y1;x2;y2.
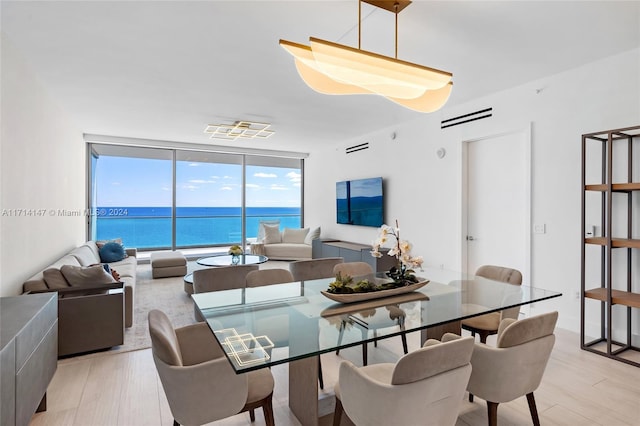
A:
264;243;312;259
304;226;321;245
257;220;280;242
96;238;123;249
263;224;282;244
99;242;127;263
283;227;309;244
60;264;117;287
70;244;101;266
43;268;70;289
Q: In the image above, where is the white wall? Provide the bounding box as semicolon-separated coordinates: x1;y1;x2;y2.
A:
0;34;86;296
305;48;640;333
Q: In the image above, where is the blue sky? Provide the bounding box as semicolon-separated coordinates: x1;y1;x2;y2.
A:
95;156;301;207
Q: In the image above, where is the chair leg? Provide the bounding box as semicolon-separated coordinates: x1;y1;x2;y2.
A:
401;333;408;354
479;331;489;344
469;392;474;402
318;356;324;390
173;420;179;426
263;394;275;426
249;409;255;422
362;342;368;366
486;401;499;426
336;321;346;355
526;392;541;426
333;397;343;426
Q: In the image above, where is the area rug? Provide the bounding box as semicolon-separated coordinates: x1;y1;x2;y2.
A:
70;259;291;359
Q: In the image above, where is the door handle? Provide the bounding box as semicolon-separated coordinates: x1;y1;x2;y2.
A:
466;235;475;241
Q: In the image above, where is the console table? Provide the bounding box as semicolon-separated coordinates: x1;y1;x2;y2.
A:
312;239;396;272
0;293;58;426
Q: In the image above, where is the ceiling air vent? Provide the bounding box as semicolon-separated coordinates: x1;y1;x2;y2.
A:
441;108;493;129
345;142;369;154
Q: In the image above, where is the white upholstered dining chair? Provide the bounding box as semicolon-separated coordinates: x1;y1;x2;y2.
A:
148;309;275;426
333;335;475;426
446;311;558;426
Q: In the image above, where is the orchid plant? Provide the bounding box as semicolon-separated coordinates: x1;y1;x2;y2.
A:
371;220;424;285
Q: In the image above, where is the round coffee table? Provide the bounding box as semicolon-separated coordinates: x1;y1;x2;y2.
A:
196;254;269;267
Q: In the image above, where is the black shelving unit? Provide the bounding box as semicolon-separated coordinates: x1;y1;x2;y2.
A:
581;125;640;367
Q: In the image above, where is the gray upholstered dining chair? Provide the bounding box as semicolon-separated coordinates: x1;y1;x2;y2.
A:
246;268;294;287
333;335;475;426
148;309;275;426
332;262;409;365
461;265;523;343
446;311;558;426
289;257;344;282
192;264;259;321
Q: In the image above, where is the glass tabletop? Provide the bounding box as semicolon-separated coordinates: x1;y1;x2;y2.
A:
192;267;562;373
197;254;269;267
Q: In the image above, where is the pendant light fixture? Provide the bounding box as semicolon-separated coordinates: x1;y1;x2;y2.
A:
279;0;453;113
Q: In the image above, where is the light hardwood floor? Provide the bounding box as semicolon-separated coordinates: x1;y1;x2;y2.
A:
30;324;640;426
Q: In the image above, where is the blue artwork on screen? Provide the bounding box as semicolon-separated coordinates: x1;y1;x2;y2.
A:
336;177;384;227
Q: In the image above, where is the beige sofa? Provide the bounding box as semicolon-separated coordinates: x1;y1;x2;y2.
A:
23;241;137;328
256;226;320;261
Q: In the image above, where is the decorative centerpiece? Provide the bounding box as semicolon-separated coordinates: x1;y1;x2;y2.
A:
228;245;244;265
323;220;428;303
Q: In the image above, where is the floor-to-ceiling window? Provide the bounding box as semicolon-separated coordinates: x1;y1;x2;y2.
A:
88;143;303;250
175;151;243;248
90;145;173;249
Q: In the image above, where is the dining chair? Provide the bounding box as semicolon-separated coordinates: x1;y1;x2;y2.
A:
333;335;475;426
192;264;258;321
332;262;409;365
148;309;275;426
446;311;558;426
245;268;294;287
288;257;344;282
461;265;523;343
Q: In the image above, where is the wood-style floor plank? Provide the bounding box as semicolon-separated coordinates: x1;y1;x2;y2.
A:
30;322;640;426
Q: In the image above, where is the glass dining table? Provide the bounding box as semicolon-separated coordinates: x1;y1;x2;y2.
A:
192;267;562;426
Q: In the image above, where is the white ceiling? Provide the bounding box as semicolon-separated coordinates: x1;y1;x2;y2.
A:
2;1;639;153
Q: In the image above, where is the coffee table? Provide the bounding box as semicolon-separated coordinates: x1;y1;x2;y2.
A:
197;254;268;267
184;254;269;289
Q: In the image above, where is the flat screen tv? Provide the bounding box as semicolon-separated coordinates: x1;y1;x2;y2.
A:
336;177;384;227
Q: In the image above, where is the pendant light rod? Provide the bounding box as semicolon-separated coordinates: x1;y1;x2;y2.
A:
358;0;362;49
395;2;398;58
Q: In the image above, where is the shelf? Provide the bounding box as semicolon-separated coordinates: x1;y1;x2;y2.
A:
585;238;640;248
584;183;640;192
584;288;640;308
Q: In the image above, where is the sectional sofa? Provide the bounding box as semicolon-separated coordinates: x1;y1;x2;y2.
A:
22;241;137;356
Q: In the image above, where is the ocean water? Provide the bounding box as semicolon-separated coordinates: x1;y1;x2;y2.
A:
95;207;301;249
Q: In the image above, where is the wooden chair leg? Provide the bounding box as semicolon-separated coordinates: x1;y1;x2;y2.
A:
173;420;179;426
479;331;489;344
333;397;343;426
318;356;324;390
526;392;541;426
249;409;255;422
487;401;499;426
263;394;275;426
336;321;346;355
469;392;474;402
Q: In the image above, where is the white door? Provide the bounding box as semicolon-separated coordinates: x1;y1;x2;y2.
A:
462;129;530;284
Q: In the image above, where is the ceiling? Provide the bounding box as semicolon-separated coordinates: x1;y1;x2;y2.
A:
2;1;639;154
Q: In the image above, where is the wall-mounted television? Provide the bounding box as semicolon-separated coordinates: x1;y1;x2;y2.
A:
336;177;384;227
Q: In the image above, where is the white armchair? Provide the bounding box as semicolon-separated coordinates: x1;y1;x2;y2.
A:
333;335;475;426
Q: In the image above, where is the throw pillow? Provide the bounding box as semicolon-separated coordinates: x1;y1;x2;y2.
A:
96;237;123;249
99;241;127;263
43;268;70;289
304;226;321;245
60;264;117;287
263;224;282;244
257;220;280;242
282;227;309;244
